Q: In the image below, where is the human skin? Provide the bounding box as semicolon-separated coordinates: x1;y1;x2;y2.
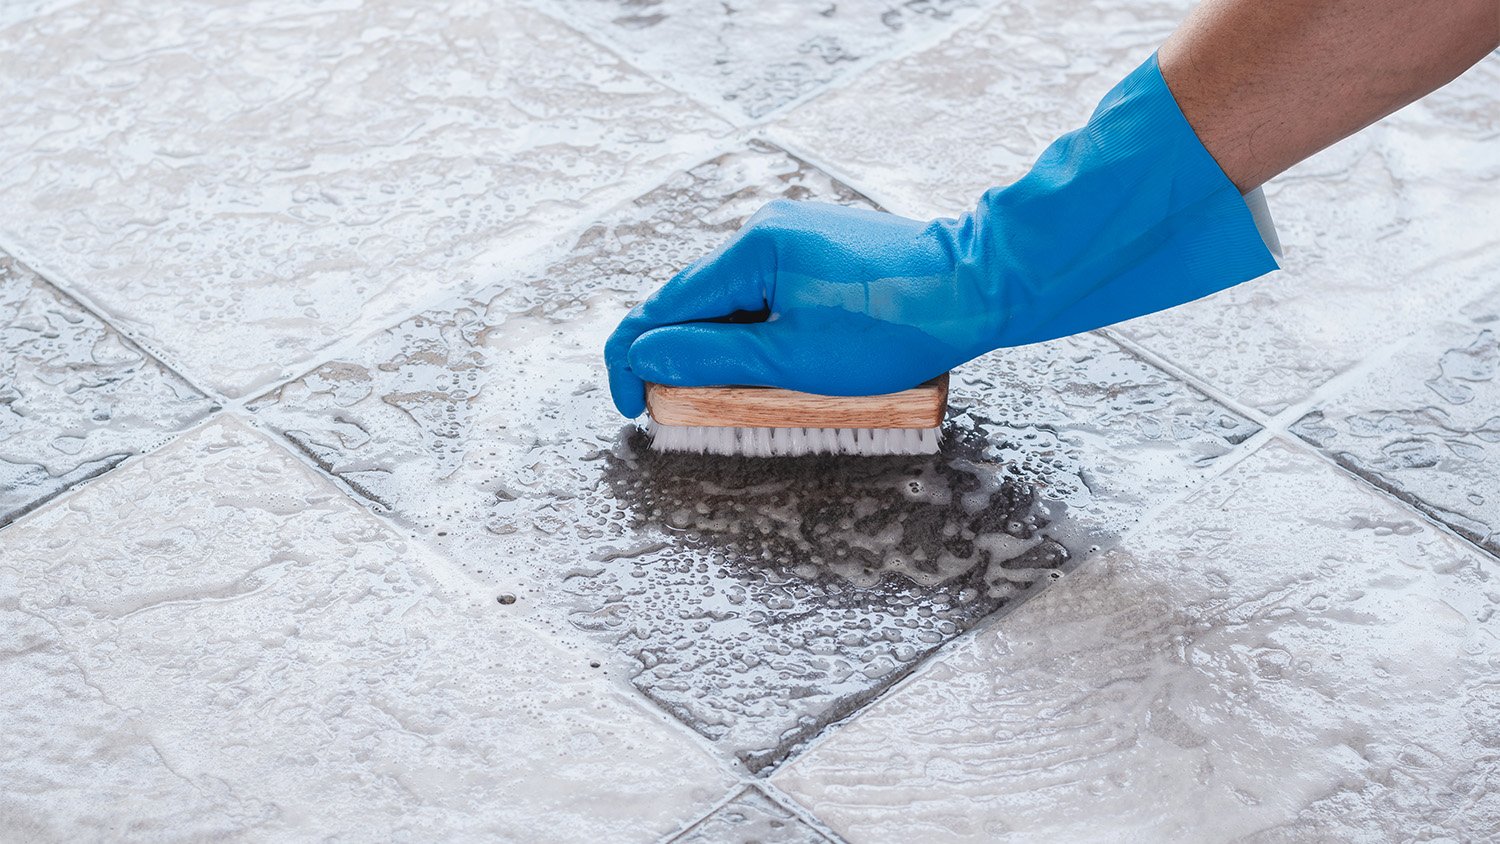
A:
1161;0;1500;192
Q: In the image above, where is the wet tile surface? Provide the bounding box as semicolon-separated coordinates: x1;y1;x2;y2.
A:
0;0;729;397
252;143;1258;771
775;441;1500;842
0;255;213;528
0;0;68;29
0;418;732;841
543;0;996;120
1293;283;1500;556
0;603;270;840
770;0;1168;217
772;3;1500;414
673;788;834;843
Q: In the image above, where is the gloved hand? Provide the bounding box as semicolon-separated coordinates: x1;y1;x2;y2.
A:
605;53;1279;419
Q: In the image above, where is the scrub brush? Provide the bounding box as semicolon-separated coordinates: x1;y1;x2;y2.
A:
643;374;948;456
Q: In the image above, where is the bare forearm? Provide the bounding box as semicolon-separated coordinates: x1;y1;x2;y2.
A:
1160;0;1500;192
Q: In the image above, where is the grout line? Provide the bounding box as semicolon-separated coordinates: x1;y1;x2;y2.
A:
756;781;850;843
236;415;492;599
522;0;1004;133
1098;301;1500;569
759;277;1489;766
0;410;229;534
516;0;752;129
657;779;850;844
1276;427;1500;566
736;1;1004;129
1256;322;1441;435
0;234;222;403
1099;328;1277;431
757;130;924;217
656;784;753;844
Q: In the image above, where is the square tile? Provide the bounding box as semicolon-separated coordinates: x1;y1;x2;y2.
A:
0;0;729;397
253;143;1258;771
543;0;997;119
672;788;833;844
0;254;213;527
1294;280;1500;557
0;602;271;839
772;4;1500;415
0;417;732;841
775;441;1500;841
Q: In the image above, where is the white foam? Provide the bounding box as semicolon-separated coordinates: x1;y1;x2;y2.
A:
646;422;943;456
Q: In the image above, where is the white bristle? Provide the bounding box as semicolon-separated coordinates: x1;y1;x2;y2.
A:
645;420;942;456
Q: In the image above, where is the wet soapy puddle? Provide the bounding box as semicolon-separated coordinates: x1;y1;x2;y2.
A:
603;417;1082;598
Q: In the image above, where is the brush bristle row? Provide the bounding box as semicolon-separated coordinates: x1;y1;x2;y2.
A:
647;423;942;456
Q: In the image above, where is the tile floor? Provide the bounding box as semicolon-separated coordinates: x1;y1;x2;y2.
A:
1;0;1497;840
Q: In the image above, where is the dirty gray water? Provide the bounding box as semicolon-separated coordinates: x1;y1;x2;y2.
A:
255;142;1259;770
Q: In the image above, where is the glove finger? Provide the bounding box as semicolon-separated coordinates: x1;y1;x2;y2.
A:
604;228;774;417
627;322;789;393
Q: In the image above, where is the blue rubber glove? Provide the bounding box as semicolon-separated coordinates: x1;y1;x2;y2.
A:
605;53;1279;419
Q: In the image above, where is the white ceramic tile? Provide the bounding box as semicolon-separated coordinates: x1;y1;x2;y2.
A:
772;4;1500;414
0;603;272;839
775;441;1500;841
0;418;731;841
1;254;213;526
543;0;997;119
1294;280;1500;557
0;0;729;397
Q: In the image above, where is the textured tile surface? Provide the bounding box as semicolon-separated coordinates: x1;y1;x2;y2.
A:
775;441;1500;842
253;143;1257;770
0;255;213;527
1294;282;1500;556
0;0;69;29
770;0;1164;217
0;0;728;397
0;418;731;841
545;0;995;119
0;603;271;840
773;3;1500;414
673;788;833;844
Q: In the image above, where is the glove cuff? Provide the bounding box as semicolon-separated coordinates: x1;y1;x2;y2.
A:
968;52;1280;348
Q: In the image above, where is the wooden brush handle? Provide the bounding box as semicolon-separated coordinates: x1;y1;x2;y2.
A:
645;374;949;429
